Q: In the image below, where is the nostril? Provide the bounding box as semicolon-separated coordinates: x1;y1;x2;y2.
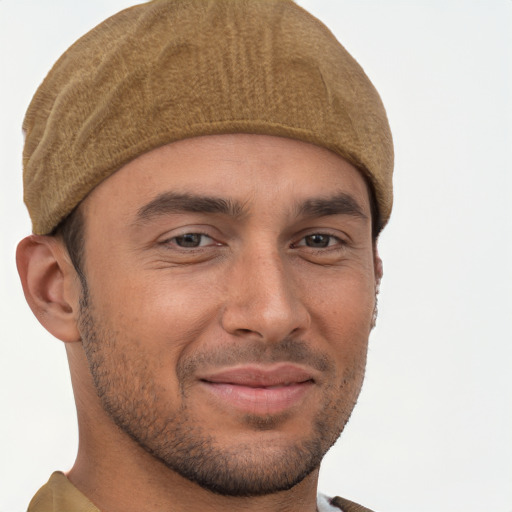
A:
235;327;263;337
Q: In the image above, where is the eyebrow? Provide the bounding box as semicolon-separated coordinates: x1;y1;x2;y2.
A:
134;190;367;225
295;192;367;220
135;192;246;224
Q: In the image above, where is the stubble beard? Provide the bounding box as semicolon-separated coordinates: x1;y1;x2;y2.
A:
78;286;368;497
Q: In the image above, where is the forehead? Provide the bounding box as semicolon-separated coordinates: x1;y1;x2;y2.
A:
81;134;371;220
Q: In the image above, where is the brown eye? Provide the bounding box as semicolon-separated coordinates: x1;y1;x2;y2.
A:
173;233;211;248
303;234;332;248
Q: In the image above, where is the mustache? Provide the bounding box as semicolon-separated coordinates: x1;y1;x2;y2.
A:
176;338;333;384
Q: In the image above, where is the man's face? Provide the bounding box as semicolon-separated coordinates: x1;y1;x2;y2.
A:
76;134;379;496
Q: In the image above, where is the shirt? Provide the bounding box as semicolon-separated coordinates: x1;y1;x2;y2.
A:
28;472;375;512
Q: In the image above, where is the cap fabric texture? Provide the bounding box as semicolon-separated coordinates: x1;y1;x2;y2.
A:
23;0;394;235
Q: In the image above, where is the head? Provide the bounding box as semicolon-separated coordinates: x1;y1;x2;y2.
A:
17;0;392;499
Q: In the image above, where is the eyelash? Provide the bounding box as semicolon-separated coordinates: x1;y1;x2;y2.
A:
292;233;345;250
163;232;218;249
162;232;345;251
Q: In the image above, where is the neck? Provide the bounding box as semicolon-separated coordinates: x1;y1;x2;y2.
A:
66;344;321;512
68;430;320;512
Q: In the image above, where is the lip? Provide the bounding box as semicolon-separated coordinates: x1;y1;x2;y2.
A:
198;364;316;415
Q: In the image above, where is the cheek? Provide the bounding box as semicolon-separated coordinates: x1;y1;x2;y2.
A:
86;263;223;358
301;265;375;359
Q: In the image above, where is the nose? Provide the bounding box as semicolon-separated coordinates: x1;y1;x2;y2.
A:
220;247;311;342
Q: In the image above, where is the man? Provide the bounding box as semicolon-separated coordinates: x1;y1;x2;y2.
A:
16;0;393;511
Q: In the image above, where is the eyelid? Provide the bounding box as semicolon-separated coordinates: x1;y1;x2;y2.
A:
294;233;344;248
292;227;348;245
164;232;218;246
156;225;224;248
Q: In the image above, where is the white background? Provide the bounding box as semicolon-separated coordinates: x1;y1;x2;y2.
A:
1;1;511;511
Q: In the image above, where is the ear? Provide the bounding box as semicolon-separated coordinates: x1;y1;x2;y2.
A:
373;244;383;288
16;235;82;343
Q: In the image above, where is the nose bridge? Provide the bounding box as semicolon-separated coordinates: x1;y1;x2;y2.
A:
221;241;309;341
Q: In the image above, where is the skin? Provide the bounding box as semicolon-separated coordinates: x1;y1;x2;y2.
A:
17;134;382;512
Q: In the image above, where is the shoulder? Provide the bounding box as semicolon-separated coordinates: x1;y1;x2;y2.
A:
27;472;99;512
322;494;376;512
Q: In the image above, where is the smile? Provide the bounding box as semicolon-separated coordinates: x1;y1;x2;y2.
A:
198;364;316;415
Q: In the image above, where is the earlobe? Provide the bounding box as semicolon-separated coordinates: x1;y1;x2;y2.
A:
371;246;383;330
16;235;82;343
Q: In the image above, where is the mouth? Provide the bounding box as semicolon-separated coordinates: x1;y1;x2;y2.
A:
198;364;316;415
